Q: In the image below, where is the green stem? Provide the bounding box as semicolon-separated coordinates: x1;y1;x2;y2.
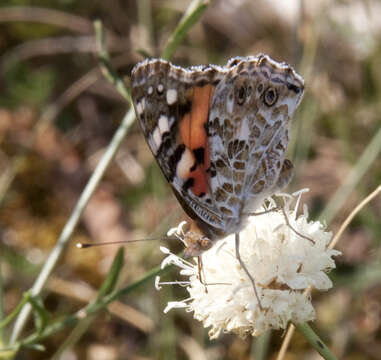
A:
51;315;95;360
0;257;4;342
0;293;30;330
294;322;338;360
161;0;209;61
20;264;170;347
94;20;132;103
251;331;271;360
9;109;136;344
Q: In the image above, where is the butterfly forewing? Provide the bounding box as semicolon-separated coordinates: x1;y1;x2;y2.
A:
131;59;227;236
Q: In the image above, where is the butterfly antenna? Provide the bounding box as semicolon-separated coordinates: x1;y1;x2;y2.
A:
76;236;170;249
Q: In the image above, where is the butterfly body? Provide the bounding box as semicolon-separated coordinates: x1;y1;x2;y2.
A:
131;55;304;256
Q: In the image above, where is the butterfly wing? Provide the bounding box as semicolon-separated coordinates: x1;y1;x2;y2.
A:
207;55;304;227
131;59;227;237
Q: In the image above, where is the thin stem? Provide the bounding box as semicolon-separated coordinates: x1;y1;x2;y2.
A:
0;256;4;342
276;324;295;360
320;126;381;223
0;6;93;33
161;0;209;61
51;313;95;359
137;0;153;53
0;293;31;330
10;109;135;344
94;20;131;103
20;264;170;348
329;184;381;249
294;322;338;360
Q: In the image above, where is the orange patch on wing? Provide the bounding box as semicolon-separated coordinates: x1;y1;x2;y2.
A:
178;84;215;196
180;85;215;151
190;166;209;196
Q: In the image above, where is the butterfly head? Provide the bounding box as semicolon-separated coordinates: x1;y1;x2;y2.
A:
182;231;213;258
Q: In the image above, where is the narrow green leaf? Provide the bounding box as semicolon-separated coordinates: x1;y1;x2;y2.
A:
20;264;169;348
294;322;338;360
0;292;31;330
28;296;49;334
96;247;124;301
23;342;46;352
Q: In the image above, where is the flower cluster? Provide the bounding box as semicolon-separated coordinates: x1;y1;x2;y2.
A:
156;190;340;339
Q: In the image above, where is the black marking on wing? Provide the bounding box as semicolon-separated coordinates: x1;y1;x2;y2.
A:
193;147;205;165
286;82;301;94
167;144;186;182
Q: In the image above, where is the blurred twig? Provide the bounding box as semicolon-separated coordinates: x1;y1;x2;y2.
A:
0;257;4;343
0;36;126;70
1;36;96;68
94;20;132;103
289;1;320;182
0;6;125;70
329;184;381;249
320;126;381;223
51;315;94;360
137;0;154;55
0;6;93;33
276;324;295;360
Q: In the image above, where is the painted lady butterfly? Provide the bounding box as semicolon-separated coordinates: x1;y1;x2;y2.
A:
131;54;304;258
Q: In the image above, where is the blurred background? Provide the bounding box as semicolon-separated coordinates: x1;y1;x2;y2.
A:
0;0;380;359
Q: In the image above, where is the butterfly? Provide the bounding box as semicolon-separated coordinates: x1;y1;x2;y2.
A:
131;54;304;259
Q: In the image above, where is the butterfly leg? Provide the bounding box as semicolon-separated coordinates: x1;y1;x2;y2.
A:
279;206;315;244
250;159;315;244
197;255;208;293
235;233;263;311
250;206;315;244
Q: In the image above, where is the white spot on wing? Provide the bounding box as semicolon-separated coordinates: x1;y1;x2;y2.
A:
136;98;145;115
166;89;178;105
148;137;158;155
177;148;194;179
152;127;162;149
157;84;164;93
148;86;153;95
158;115;169;133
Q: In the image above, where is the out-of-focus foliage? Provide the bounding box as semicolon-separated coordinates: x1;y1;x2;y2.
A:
0;0;380;359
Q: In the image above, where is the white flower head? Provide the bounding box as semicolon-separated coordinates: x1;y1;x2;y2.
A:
159;190;341;339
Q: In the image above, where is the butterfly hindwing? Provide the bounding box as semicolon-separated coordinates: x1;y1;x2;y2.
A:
207;56;304;225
